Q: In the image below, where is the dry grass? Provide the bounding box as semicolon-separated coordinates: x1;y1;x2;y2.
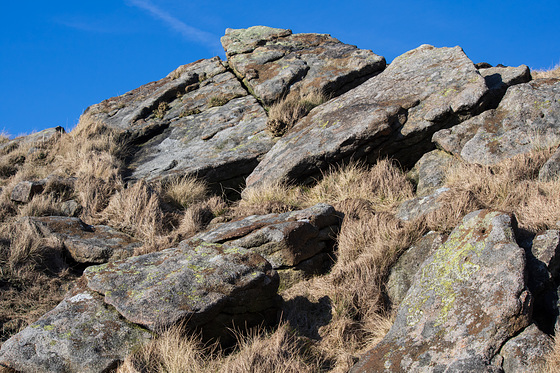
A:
532;63;560;79
440;146;560;232
545;330;560;373
267;89;328;136
177;196;227;238
306;160;414;210
102;180;165;243
164;175;208;209
235;181;304;217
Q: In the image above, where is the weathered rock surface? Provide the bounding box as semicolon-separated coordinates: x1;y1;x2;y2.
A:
396;187;449;221
408;150;457;196
221;26;385;105
477;64;531;109
434;78;560;165
0;126;65;154
84;241;279;340
351;210;532;372
30;216;142;263
246;44;490;189
386;231;445;307
499;324;553;373
0;283;151;373
539;145;560;181
11;180;45;202
193;203;340;288
84;57;275;188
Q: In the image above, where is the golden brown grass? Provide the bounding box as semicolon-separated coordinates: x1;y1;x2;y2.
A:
234;181;304;216
532;63;560;79
177;196;227;238
163;175;208;209
545;330;560;373
267;88;328;136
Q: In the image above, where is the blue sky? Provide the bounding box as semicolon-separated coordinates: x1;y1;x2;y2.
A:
1;0;558;137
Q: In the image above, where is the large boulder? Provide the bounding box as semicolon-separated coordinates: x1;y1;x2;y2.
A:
433;78;560;165
498;324;553;373
84;241;279;342
29;216;142;263
221;26;386;105
245;44;490;189
0;282;151;373
193;203;340;288
351;210;532;372
83;57;275;188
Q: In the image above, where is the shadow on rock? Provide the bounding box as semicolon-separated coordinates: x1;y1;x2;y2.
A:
280;295;332;340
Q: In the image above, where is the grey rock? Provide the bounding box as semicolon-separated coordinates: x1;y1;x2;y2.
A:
83;57;275;189
351;210;532;372
434;79;560;165
193;203;340;269
11;180;45;202
386;231;445;307
478;64;531;109
396;187;450;221
60;199;80;217
0;283;151;373
500;324;553;373
409;150;457;196
30;216;142;263
84;241;279;341
0;126;65;154
539;145;560;181
245;45;489;190
222;26;385;105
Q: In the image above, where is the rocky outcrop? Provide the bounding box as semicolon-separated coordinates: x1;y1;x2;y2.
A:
433;78;560;165
245;44;490;189
351;210;532;372
84;58;274;188
498;324;553;373
0;283;151;373
29;216;142;263
0;126;65;154
193;203;340;288
221;26;385;105
84;241;279;341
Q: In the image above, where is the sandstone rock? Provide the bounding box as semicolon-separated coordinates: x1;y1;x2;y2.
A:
30;216;141;263
222;26;385;105
409;150;457;196
351;210;532;372
193;203;340;269
499;324;553;373
386;231;445;307
246;45;489;189
84;57;275;189
0;283;151;373
84;241;279;341
434;78;560;165
11;180;45;202
396;187;449;221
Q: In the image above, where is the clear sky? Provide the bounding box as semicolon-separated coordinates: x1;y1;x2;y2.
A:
1;0;558;138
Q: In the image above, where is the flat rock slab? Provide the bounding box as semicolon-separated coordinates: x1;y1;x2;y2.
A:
30;216;142;263
434;78;560;164
84;241;279;339
193;203;340;268
351;210;532;372
221;26;385;105
0;283;151;373
83;57;275;187
245;44;489;189
396;187;450;222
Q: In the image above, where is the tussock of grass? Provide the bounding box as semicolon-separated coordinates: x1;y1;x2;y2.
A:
235;181;304;216
177;196;227;238
545;331;560;373
267;89;328;136
102;180;165;243
164;175;208;209
306;160;414;210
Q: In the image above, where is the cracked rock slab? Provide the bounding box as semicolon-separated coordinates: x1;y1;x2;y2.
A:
84;241;279;340
245;44;489;190
351;210;532;372
0;283;151;373
221;26;385;105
